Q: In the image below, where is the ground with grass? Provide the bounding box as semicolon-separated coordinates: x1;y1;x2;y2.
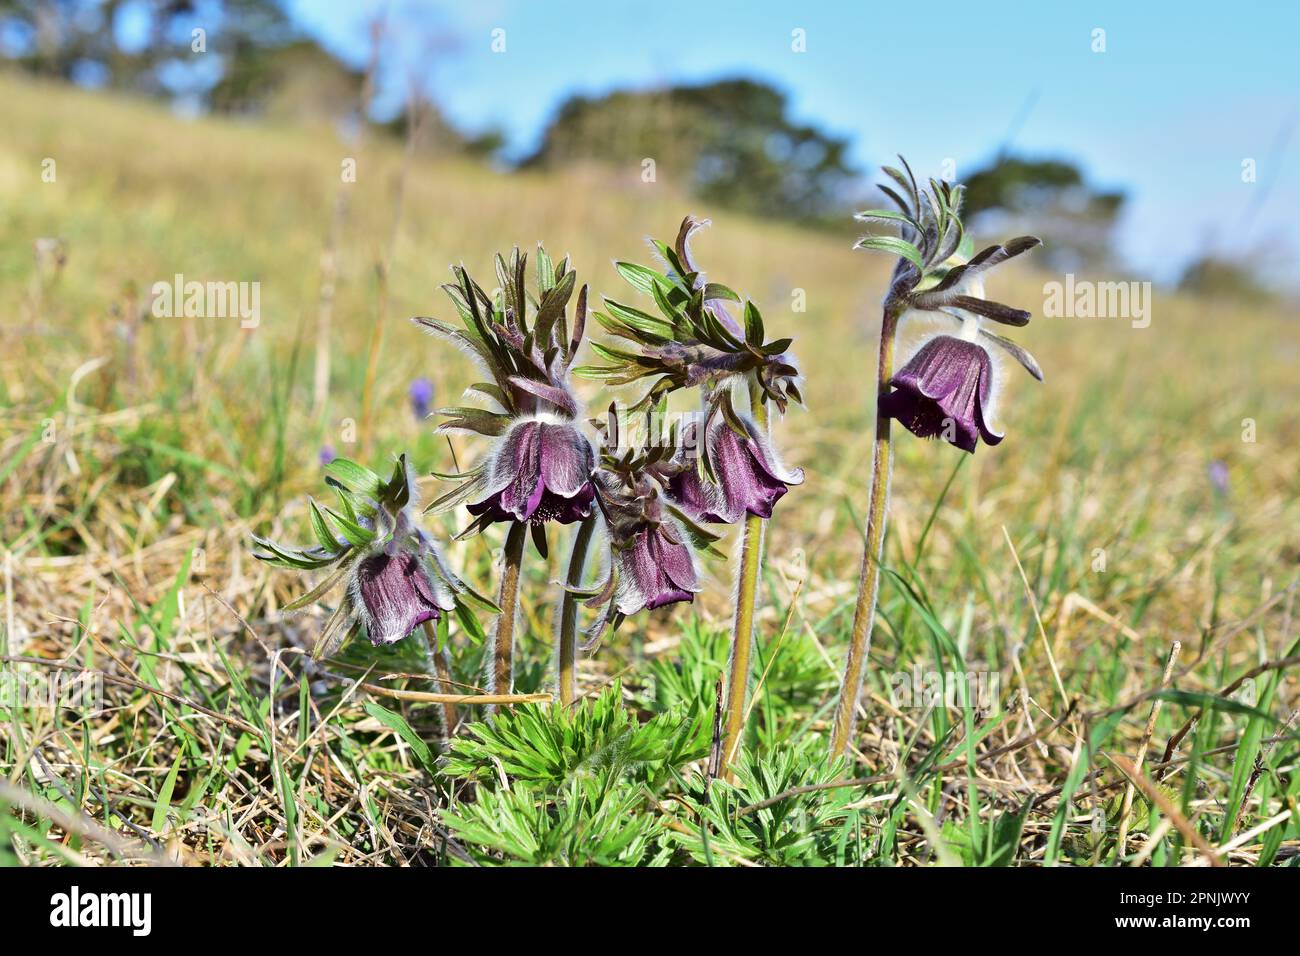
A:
2;72;1298;866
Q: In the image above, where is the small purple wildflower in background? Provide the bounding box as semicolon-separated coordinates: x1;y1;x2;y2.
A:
409;377;434;421
319;444;336;465
1208;460;1229;496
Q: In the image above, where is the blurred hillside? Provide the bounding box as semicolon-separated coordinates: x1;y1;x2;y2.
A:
2;68;1296;602
0;2;1160;249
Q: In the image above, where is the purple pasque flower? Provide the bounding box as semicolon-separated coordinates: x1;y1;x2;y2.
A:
615;519;701;614
879;334;1004;454
252;454;475;657
409;378;434;421
468;415;596;525
415;246;601;535
603;486;701;615
666;415;803;524
856;171;1043;453
349;471;458;647
351;548;452;646
319;444;337;466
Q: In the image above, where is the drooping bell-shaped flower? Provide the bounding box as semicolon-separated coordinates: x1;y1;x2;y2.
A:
855;171;1043;455
573;454;720;644
666;416;803;524
614;518;701;614
879;334;1004;454
599;480;702;616
467;416;596;525
352;549;452;646
253;454;477;659
415;246;603;539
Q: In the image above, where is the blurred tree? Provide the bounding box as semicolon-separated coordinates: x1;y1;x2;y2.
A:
208;37;361;117
0;0;498;152
524;78;858;225
381;96;505;159
0;0;297;102
959;155;1125;270
1177;254;1274;303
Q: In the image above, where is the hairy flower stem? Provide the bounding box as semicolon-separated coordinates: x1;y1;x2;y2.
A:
830;304;901;761
555;514;597;707
721;381;769;777
423;620;459;736
490;521;528;706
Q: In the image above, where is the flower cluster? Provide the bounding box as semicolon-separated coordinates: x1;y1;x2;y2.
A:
568;218;805;624
573;217;804;765
255;224;803;716
856;158;1042;453
599;454;708;619
417;228;803;630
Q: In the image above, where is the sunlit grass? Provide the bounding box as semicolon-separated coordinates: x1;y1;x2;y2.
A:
1;71;1297;866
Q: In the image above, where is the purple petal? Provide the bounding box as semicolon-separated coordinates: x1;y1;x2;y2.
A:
666;464;730;523
538;422;594;497
883;335;1003;453
494;421;546;520
665;418;799;523
653;526;699;594
743;423;804;487
709;423;789;520
615;522;699;614
355;552;443;646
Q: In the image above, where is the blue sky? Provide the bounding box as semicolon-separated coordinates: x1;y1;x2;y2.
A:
287;0;1300;285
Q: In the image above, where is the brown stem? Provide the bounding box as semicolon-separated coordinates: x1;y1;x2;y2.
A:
490;522;528;706
829;304;901;760
555;514;597;707
721;379;769;778
423;620;459;736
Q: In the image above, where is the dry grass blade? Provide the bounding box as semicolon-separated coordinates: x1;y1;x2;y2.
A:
1116;640;1181;859
1107;754;1223;867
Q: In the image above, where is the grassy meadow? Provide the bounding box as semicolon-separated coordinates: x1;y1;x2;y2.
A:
2;71;1298;866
